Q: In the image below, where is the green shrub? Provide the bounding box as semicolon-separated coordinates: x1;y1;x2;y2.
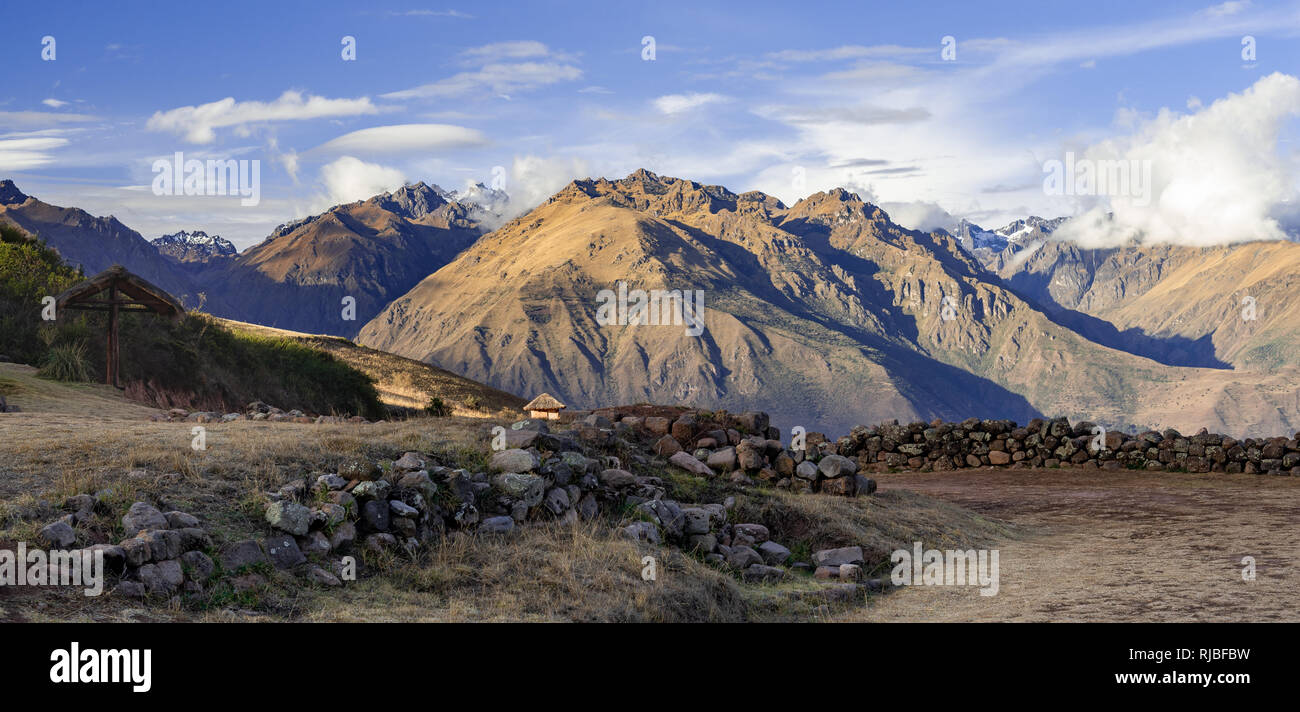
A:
0;223;84;365
37;341;93;382
425;396;450;417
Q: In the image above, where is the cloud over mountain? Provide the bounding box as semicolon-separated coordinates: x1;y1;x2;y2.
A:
1057;72;1300;247
146;90;379;143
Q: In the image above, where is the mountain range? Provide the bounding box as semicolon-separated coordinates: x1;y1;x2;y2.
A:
5;172;1300;437
151;231;237;262
0;179;494;334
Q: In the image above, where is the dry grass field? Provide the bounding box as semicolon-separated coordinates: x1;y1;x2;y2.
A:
4;364;1296;622
846;468;1300;622
0;367;1010;622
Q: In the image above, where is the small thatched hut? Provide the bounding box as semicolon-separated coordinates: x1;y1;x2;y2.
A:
523;392;566;420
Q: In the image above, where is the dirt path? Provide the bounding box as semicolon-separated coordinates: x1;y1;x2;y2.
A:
847;468;1300;622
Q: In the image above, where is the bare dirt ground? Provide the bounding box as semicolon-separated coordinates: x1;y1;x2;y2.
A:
846;468;1300;622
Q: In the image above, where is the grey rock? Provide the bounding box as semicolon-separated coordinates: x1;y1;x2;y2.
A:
176;527;211;552
707;447;737;471
543;487;570;515
121;502;168;536
598;468;637;488
812;546;865;567
389;500;419;518
364;533;398;552
360;500;390;532
164;511;200;529
397;470;438;501
264;501;312;536
686;533;718;553
795;460;820;480
682;507;712;535
493;472;546;507
179;551;216;582
351;480;390;501
219;540;267;571
733;523;770;543
727;546;764;569
479;516;515;535
137;529;182;561
576;493;599;520
298;530;331;556
317;503;347;527
115;580;146;599
263;534;306;569
119;537;151;567
329;521;357;552
38;521;76;548
136;563;179;596
316;473;347;491
83;544;126;574
757;540;792;566
622;521;661;545
306;565;342;587
742;564;788;583
393;452;426;471
818;454;858;478
490;448;538;473
668;451;714;477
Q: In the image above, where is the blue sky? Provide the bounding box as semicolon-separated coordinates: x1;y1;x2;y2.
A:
3;0;1300;248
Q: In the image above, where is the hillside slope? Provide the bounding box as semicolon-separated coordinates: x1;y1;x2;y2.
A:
214;318;525;417
359;170;1300;436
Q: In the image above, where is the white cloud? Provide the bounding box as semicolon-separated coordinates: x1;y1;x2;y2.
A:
383;41;581;100
146;90;379;143
461;40;552;62
766;44;929;63
388;9;473;19
653;93;728;115
1055;72;1300;247
311;123;487;155
0;111;98;128
314;156;407;210
41;99;70;108
1201;1;1251;18
497;154;590;221
382;62;582;100
0;137;69;171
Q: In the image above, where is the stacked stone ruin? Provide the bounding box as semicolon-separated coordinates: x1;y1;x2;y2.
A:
825;416;1300;475
26;408;1297;603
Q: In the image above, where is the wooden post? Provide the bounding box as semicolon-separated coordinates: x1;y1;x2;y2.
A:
107;283;119;388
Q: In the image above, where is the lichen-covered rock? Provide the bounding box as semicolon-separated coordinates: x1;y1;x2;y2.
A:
264;501;311;536
264;534;306;569
338;459;381;481
493;472;546;507
351;480;390;501
490;448;538;473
